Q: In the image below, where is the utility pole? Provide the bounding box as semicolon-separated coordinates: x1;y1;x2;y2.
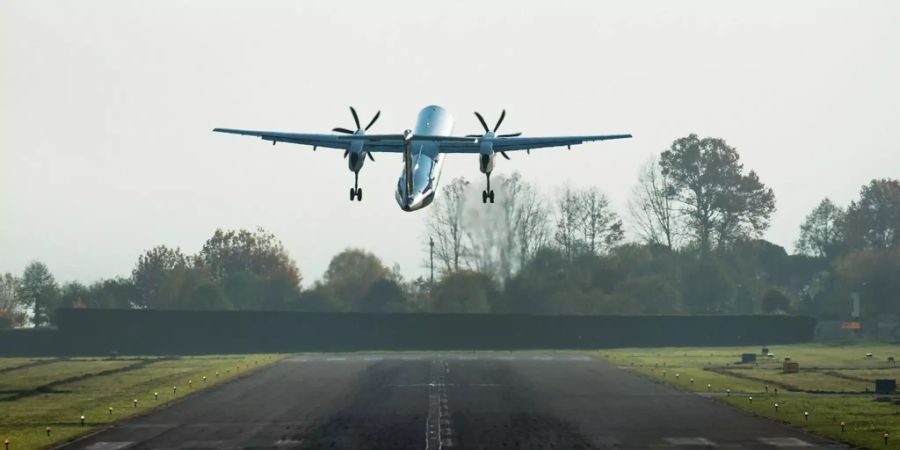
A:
429;237;435;288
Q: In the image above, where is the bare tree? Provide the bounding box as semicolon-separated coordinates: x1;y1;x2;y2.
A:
628;157;680;250
554;187;583;260
554;186;624;259
425;177;470;274
576;187;624;255
494;173;551;280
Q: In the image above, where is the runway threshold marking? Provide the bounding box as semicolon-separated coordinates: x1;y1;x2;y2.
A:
664;437;716;446
84;443;134;450
757;437;814;447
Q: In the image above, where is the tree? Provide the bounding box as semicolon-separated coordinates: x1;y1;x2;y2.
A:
358;279;409;313
0;273;26;328
628;157;681;250
59;281;90;309
681;258;735;313
796;198;846;258
198;228;302;310
659;134;775;254
426;177;470;274
322;248;393;311
835;248;900;316
18;261;59;327
131;245;187;308
616;275;682;314
844;179;900;250
761;286;795;314
430;270;496;313
554;186;623;259
199;228;302;287
157;267;230;310
494;173;551;280
84;278;137;309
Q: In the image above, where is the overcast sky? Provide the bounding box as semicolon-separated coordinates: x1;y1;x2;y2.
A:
2;0;898;285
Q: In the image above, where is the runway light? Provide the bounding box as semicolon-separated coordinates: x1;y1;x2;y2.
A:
4;439;8;450
188;380;192;388
80;415;85;427
748;396;753;404
133;399;138;408
202;376;207;382
884;433;889;445
173;386;177;395
804;411;809;421
45;427;50;437
216;371;219;378
706;383;711;391
108;407;113;415
774;403;779;412
841;421;845;432
154;392;158;400
690;378;694;385
675;373;680;379
726;388;731;396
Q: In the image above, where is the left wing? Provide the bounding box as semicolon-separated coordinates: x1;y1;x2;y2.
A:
437;134;632;153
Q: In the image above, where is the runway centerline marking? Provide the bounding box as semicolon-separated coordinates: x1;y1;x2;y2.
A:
425;359;453;449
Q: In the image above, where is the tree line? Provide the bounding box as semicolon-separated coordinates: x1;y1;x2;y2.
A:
1;134;897;327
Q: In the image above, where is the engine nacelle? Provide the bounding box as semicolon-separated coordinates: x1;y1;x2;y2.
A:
479;139;495;174
479;152;495;174
348;140;365;172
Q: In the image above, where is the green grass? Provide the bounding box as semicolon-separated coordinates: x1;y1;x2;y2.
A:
596;342;900;449
0;359;48;372
0;354;283;450
0;359;137;392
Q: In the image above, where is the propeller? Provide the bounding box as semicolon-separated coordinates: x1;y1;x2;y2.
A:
466;109;521;159
333;106;380;160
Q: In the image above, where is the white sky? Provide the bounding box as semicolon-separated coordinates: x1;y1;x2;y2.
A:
2;0;899;285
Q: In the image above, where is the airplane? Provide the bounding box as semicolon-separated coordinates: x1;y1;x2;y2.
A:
213;105;631;212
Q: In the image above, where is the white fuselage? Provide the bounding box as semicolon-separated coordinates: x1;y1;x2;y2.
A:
395;105;453;211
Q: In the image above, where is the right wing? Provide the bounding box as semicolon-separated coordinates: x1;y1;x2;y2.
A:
212;128;352;151
213;128;479;153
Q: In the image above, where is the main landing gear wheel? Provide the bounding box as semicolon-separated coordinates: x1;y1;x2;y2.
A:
482;190;495;204
350;187;362;201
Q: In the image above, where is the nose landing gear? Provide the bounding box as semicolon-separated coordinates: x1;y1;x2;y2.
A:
482;172;495;204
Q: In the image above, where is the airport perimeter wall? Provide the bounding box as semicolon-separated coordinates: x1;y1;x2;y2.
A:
0;309;816;356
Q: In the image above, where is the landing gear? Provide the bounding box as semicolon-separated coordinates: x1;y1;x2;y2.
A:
482;172;495;204
350;172;363;202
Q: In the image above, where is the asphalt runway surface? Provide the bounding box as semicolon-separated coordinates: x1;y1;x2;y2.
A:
60;353;845;450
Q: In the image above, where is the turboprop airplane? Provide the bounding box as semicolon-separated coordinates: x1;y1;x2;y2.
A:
213;105;631;211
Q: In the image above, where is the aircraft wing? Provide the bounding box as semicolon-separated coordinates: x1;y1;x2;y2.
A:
437;134;632;153
212;129;477;153
213;128;353;150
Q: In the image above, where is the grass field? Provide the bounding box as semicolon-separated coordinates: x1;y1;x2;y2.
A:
598;342;900;449
0;354;282;450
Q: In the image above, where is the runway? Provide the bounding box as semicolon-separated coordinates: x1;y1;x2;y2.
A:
60;353;843;450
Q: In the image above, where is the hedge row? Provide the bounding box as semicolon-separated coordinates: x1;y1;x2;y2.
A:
0;309;816;356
